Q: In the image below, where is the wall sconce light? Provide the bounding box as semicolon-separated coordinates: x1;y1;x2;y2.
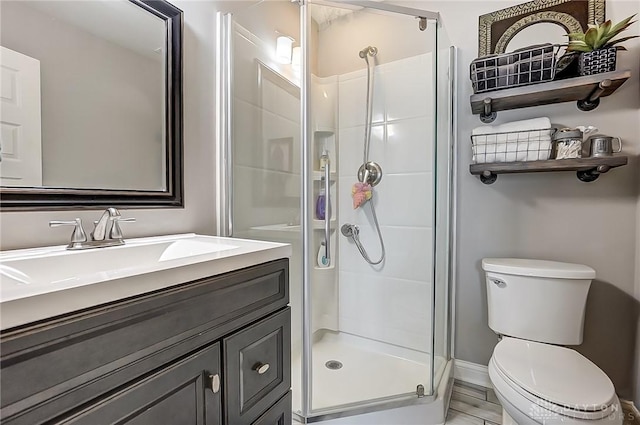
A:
276;35;293;64
292;46;301;70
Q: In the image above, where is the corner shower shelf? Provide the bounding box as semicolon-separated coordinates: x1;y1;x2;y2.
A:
470;69;631;123
312;219;337;230
313;171;337;181
470;155;628;184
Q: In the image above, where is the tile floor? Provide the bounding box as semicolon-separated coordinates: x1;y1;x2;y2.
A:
447;380;503;425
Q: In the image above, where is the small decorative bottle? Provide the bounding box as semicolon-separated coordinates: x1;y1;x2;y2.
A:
319;150;329;171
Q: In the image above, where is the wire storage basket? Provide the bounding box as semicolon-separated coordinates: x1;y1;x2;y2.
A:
470;44;559;94
471;128;556;164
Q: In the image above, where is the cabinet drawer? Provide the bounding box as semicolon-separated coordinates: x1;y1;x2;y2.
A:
252;392;292;425
1;259;288;425
224;308;291;425
58;343;221;425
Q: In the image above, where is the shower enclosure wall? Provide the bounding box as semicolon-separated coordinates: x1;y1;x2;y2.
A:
216;1;455;422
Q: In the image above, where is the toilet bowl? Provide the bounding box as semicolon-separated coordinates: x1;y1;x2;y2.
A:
482;259;622;425
487;337;621;425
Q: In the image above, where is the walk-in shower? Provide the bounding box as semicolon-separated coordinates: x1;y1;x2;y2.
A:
216;1;455;422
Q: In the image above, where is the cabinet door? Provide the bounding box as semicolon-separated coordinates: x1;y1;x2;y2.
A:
252;392;292;425
224;308;291;425
58;343;222;425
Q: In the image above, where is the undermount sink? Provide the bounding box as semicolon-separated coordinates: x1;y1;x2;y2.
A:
0;233;291;330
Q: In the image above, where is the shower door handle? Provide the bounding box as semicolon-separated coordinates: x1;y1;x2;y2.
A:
324;161;331;266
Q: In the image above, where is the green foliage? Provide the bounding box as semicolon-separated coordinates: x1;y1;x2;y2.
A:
567;14;638;52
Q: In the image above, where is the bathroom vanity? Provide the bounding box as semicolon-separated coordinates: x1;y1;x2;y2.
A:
0;235;292;425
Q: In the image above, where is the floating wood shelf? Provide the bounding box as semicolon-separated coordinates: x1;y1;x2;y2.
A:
470;156;628;184
470;69;631;123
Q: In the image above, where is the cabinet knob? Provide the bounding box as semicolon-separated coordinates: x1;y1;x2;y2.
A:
208;373;220;393
254;363;270;375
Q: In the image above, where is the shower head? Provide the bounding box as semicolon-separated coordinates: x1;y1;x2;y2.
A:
358;46;378;59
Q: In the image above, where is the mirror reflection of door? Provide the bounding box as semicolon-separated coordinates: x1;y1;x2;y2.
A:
0;0;166;192
0;46;43;187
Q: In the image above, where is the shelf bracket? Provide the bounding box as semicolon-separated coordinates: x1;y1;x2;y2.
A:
480;170;497;184
480;98;497;123
577;79;611;112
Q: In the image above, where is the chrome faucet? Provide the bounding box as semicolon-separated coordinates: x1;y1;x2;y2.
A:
49;208;135;250
92;207;121;241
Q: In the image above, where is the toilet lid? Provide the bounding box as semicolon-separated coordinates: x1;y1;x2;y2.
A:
493;338;616;412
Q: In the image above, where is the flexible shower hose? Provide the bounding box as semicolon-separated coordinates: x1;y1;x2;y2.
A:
357;49;385;265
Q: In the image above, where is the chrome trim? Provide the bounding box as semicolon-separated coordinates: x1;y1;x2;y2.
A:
215;12;228;236
303;391;437;423
300;0;313;418
449;45;458;360
430;22;439;396
323;0;440;21
323;161;331;266
215;12;234;237
225;13;234;237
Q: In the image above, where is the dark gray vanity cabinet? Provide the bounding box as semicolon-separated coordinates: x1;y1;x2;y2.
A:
59;343;223;425
0;259;291;425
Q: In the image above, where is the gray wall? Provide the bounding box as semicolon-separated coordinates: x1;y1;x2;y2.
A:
1;1;164;191
0;0;218;249
409;0;640;403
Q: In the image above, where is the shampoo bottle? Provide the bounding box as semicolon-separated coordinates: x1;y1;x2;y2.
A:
315;183;326;220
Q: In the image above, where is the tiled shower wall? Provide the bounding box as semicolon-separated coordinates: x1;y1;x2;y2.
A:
337;53;435;352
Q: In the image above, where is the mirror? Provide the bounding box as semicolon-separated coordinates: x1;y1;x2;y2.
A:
506;23;570;52
477;0;605;56
0;0;183;209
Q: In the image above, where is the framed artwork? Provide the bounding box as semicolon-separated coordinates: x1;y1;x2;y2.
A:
478;0;606;56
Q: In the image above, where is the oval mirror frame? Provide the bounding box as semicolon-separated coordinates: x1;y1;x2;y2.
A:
0;0;183;211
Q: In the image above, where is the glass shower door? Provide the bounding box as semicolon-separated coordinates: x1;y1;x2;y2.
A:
216;0;305;414
303;1;446;418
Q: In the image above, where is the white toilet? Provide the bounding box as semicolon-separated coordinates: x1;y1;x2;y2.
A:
482;258;622;425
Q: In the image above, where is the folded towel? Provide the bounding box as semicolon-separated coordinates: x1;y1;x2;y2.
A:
352;182;372;209
472;117;552;163
472;117;551;139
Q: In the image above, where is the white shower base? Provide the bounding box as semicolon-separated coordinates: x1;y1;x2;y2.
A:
292;330;446;415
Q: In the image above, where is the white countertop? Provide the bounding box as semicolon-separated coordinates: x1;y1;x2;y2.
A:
0;234;291;330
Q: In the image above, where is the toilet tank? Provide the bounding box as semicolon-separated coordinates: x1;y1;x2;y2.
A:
482;258;596;345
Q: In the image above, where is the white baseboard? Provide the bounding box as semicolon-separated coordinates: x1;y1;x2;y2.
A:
453;359;492;388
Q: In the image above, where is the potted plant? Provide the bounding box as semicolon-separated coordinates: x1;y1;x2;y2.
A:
566;14;638;75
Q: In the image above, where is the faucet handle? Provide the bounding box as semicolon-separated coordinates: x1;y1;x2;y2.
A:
49;218;88;247
110;217;135;240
